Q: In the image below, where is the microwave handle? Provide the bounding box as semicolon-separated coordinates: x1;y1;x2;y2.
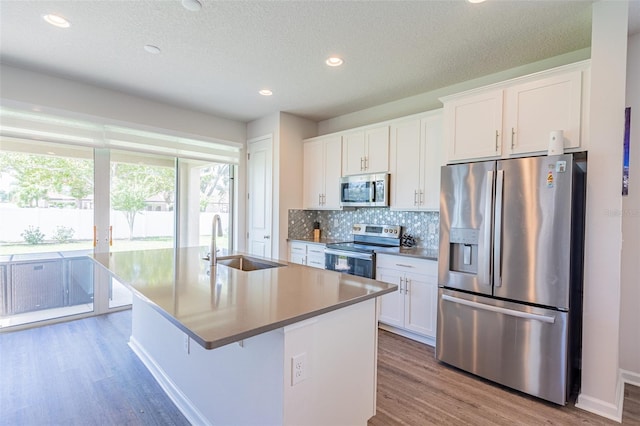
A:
370;181;375;201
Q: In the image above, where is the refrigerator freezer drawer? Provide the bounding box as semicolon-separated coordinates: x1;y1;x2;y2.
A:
436;289;569;405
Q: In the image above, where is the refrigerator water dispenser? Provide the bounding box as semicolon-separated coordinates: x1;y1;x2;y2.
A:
449;228;479;274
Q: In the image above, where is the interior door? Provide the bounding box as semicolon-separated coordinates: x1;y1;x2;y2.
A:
247;136;272;258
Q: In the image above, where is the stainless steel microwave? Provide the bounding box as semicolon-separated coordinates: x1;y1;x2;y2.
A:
340;173;389;207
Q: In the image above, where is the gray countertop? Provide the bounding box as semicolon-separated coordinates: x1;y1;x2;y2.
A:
93;247;397;350
288;238;438;261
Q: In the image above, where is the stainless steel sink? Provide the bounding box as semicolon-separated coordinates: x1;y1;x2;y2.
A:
215;255;285;271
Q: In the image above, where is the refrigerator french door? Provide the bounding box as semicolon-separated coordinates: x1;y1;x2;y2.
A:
436;153;585;405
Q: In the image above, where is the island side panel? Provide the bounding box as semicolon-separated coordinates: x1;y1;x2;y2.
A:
129;294;285;426
283;297;378;425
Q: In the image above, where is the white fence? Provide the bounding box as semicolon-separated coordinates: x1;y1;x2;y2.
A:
0;205;175;242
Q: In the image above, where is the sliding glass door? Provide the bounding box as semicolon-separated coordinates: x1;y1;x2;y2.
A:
0;140;96;327
106;150;177;308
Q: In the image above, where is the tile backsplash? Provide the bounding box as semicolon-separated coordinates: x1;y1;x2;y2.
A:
288;208;439;250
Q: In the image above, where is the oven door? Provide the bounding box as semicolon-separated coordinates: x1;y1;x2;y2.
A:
324;249;374;279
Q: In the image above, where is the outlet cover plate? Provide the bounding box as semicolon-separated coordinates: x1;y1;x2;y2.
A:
291;353;307;385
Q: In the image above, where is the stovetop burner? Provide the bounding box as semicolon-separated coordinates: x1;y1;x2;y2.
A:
326;224;402;253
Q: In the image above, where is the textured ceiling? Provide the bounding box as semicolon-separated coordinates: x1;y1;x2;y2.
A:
0;1;637;124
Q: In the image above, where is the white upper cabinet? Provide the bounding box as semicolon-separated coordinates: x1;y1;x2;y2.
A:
444;89;504;162
504;70;583;155
303;135;342;209
390;110;443;211
342;125;389;175
441;61;589;163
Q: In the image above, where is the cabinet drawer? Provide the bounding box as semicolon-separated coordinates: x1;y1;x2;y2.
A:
307;245;325;256
307;257;325;269
290;242;306;253
376;254;437;276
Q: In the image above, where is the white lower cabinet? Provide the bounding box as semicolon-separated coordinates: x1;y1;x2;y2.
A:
288;241;325;269
376;254;437;343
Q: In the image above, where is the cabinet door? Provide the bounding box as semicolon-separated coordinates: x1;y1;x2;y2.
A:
365;126;389;173
390;118;422;210
444;89;503;162
376;267;404;328
420;113;444;210
342;131;366;176
289;242;307;265
303;140;324;209
403;271;438;338
504;70;583;155
306;244;326;269
322;136;343;209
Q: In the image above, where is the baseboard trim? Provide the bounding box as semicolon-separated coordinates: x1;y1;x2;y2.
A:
378;323;435;347
620;369;640;388
575;391;622;423
128;337;211;426
575;368;640;423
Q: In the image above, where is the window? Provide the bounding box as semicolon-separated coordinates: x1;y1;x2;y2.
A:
0;105;240;329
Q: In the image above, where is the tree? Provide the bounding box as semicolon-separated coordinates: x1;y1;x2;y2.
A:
110;162;174;240
199;164;229;211
0;152;93;208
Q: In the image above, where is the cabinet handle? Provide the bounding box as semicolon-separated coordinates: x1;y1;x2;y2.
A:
405;278;410;294
364;156;369;170
495;130;499;152
413;190;418;206
360;157;364;171
419;190;424;205
511;127;515;150
395;263;415;268
399;277;405;294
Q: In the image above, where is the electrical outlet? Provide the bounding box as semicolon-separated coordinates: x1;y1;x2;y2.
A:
291;353;307;386
428;223;436;234
184;334;190;355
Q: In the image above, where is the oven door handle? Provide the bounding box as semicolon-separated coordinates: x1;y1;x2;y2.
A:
324;249;374;261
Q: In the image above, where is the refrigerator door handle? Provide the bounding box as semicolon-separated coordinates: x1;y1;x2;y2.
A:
441;294;556;324
479;170;494;287
493;169;504;288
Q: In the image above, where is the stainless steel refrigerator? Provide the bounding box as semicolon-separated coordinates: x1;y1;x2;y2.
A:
436;153;586;405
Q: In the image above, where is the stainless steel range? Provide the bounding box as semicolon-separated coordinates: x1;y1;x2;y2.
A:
325;224;401;279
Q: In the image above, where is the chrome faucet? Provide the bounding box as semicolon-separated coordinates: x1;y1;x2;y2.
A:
210;214;223;267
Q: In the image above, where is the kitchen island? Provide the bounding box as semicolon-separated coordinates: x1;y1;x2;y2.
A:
93;247;396;426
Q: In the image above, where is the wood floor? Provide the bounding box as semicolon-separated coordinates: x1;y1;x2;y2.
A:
0;310;189;426
1;310;638;425
370;329;640;426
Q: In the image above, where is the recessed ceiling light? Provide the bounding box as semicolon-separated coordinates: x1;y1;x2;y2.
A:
43;13;70;28
259;89;273;96
325;56;344;67
467;0;486;3
181;0;202;12
144;45;161;55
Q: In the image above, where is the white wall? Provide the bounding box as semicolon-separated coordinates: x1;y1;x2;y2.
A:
620;32;640;378
318;49;590;134
576;1;628;421
0;64;247;144
277;113;317;257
